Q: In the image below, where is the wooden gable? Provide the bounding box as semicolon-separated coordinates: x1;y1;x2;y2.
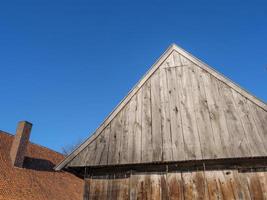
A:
55;44;266;170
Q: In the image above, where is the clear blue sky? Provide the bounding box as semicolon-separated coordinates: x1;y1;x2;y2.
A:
1;0;266;153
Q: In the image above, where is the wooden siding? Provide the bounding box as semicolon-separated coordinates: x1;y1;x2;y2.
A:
67;49;267;168
84;170;267;200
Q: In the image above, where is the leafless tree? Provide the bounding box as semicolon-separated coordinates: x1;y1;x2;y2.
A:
61;139;83;156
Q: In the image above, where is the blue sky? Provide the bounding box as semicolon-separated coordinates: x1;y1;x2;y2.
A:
0;0;266;153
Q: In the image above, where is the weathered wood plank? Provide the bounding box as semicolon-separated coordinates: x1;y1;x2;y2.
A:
178;66;202;160
83;179;90;200
133;90;143;163
160;60;173;161
150;174;161;200
127;95;137;164
248;102;267;151
141;81;153;163
129;175;140;200
190;65;216;159
108;111;123;165
117;178;130;200
94;125;111;165
191;171;208;200
216;80;251;157
172;45;266;110
182;172;194;200
231;170;251;200
130;174;152;200
247;172;264;200
120;103;130;164
216;171;235;200
161;174;169;200
205;171;222;200
89;178;109;200
201;69;226;158
130;175;152;200
150;70;163;162
167;172;183;200
232;91;266;156
166;65;185;161
257;172;267;200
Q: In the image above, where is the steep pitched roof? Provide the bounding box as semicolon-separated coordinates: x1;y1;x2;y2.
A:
0;131;83;200
55;44;267;170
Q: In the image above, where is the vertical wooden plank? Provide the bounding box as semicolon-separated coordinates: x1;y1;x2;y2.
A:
141;80;153;163
161;174;169;200
133;90;143;163
167;172;183;200
86;140;97;166
248;102;267;151
182;172;193;200
150;70;163;162
205;171;222;200
217;80;251;157
216;171;235;200
255;105;267;135
130;174;151;200
127;95;137;164
94;125;111;165
247;172;264;200
120;103;130;164
89;178;108;200
232;91;266;156
166;59;185;161
108;111;123;165
257;172;267;200
107;176;129;200
129;174;140;200
83;179;90;200
117;178;130;200
191;171;208;200
230;170;251;200
130;174;152;200
177;65;202;160
201;69;227;158
160;58;173;161
99;124;111;165
107;176;118;200
190;65;216;159
150;174;161;200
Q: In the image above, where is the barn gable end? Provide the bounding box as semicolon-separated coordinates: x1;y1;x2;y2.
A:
55;44;267;170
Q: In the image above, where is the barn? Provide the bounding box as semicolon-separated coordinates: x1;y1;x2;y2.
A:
55;44;267;199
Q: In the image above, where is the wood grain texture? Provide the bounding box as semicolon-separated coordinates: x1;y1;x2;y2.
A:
179;63;202;160
151;70;163;162
190;65;216;159
166;65;185;161
160;60;173;161
141;80;153;163
57;44;266;171
66;49;266;168
85;171;267;200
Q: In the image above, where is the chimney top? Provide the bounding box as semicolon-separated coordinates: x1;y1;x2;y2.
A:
10;121;32;168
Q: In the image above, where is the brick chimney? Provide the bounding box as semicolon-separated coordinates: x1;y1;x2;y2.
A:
10;121;32;168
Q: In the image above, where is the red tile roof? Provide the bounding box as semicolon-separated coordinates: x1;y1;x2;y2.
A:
0;131;83;200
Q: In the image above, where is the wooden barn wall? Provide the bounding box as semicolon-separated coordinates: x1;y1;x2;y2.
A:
84;170;267;200
68;51;267;167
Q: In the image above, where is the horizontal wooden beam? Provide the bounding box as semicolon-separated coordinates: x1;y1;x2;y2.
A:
65;157;267;178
